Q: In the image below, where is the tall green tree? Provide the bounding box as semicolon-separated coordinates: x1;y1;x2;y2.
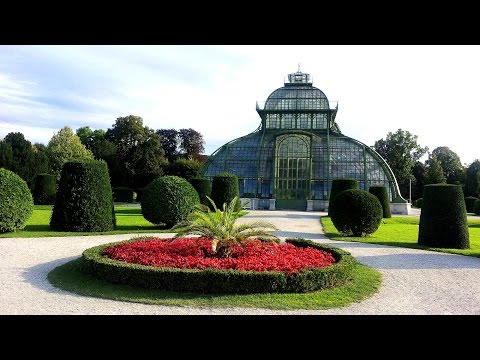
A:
465;159;480;197
0;140;14;170
412;161;426;200
178;128;205;160
431;146;465;185
373;129;428;198
156;129;178;162
32;143;50;176
105;116;167;188
129;130;167;188
47;126;93;179
3;132;36;187
425;155;446;184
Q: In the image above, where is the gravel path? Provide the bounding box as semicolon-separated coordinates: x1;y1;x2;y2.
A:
1;210;480;315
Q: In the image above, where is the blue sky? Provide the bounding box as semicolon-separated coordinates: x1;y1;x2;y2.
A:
0;45;479;164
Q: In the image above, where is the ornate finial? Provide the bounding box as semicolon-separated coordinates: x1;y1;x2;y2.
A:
297;63;301;72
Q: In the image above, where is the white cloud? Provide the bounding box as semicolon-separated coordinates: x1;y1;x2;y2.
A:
0;45;479;164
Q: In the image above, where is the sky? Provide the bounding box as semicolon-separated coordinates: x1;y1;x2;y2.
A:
0;45;479;165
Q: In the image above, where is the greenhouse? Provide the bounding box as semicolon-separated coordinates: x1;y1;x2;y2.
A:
201;69;409;213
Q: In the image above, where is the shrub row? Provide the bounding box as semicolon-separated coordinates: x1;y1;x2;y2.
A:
413;198;423;209
80;237;356;294
113;187;134;203
474;199;480;215
465;196;479;213
33;174;56;205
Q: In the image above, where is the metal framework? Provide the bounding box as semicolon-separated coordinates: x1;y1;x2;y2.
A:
201;69;404;206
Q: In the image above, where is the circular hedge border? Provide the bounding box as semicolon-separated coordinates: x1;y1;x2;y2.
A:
81;238;356;294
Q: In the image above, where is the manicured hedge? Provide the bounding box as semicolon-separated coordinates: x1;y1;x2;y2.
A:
414;198;423;209
80;237;356;294
328;178;358;216
135;188;144;203
50;160;116;232
369;185;391;218
0;168;34;233
329;189;383;237
33;174;56;205
210;172;241;211
189;177;211;206
474;199;480;216
418;184;469;249
113;187;134;203
141;176;199;228
464;196;479;213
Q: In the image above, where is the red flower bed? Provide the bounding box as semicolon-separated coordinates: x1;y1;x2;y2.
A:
102;238;336;275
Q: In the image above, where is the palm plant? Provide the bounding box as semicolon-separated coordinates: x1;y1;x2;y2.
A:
173;196;279;257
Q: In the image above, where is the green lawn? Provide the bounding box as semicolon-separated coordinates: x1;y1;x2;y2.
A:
0;205;171;238
48;258;382;310
321;216;480;258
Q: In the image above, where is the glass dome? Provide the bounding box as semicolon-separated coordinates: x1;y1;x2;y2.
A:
201;69;404;211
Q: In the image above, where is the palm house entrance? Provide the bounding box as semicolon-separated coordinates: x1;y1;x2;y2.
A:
274;134;311;210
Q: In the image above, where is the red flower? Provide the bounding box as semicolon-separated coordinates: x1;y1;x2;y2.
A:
102;238;336;275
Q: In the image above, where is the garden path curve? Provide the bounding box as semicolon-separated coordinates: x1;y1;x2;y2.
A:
1;210;480;315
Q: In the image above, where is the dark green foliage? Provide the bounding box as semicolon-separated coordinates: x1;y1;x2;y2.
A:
189;177;211;206
465;160;480;197
50;160;116;232
0;168;34;233
413;198;423;209
474;199;480;215
211;172;241;211
432;146;465;185
418;184;469;249
135;188;144;203
166;158;201;180
33;174;56;205
141;176;199;227
329;189;383;237
328;178;358;216
156;129;178;162
113;187;134;203
369;186;391;218
464;196;478;213
81;238;355;294
373;129;428;198
178;128;205;160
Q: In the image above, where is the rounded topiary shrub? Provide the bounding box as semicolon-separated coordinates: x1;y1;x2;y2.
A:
328;178;358;216
141;176;200;227
50;160;116;232
329;189;383;237
414;198;423;209
369;185;391;218
189;177;211;206
418;184;469;249
32;173;56;205
474;199;480;215
113;187;134;203
0;168;34;233
211;172;241;211
464;196;478;213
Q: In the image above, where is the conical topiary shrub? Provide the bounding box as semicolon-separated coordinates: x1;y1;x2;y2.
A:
210;172;241;211
33;173;56;205
0;168;34;233
189;177;212;206
369;185;391;218
418;184;469;249
464;196;478;213
50;160;116;232
328;178;358;216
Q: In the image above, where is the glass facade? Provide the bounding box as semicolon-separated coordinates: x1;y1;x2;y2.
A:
201;70;403;207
